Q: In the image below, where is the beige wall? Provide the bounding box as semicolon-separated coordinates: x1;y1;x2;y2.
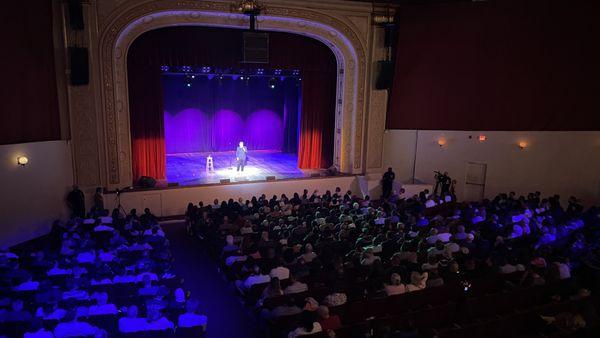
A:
383;130;600;205
0;141;74;247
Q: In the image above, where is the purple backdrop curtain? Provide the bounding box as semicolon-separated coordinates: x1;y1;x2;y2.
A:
162;74;299;154
127;26;336;176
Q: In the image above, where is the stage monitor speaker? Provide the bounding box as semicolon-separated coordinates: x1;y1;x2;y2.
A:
266;176;276;181
375;60;394;90
138;176;157;188
243;32;269;64
384;24;397;48
69;47;89;86
220;179;231;184
310;173;321;178
68;0;84;30
167;182;179;187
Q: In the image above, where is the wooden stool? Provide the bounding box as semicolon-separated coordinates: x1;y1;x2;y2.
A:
206;155;214;173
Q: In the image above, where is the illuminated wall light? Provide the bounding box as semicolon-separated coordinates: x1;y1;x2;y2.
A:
518;141;528;150
437;138;447;147
17;156;29;166
478;135;487;142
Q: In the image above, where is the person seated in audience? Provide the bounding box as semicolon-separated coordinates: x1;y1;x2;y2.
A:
178;298;208;330
269;260;290;280
113;267;136;284
24;318;54;338
288;311;322;338
13;275;40;291
88;292;117;316
140;208;158;227
118;305;147;333
317;305;341;332
300;244;317;263
170;288;187;311
47;261;72;276
322;284;347;307
236;265;270;293
384;273;406;296
35;302;67;320
138;274;159;296
62;281;89;301
406;271;428;292
135;269;159;283
222;235;239;256
258;277;283;306
4;298;33;322
361;248;381;266
53;308;99;338
284;274;308;295
145;306;174;331
303;297;320;312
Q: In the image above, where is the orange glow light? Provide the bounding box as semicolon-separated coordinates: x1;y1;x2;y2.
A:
478;135;487;142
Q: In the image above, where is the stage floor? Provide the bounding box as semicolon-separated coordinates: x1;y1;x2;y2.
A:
166;150;317;186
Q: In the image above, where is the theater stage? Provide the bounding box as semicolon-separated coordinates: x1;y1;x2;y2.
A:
166;150;321;186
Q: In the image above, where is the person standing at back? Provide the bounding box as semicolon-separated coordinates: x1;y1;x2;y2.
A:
381;167;395;199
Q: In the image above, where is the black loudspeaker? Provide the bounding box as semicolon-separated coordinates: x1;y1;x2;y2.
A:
243;32;269;64
384;24;397;48
68;0;84;30
69;47;89;86
266;176;276;181
138;176;157;188
220;179;231;184
375;60;394;90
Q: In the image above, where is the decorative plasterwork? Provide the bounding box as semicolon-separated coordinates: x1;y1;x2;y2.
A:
98;0;368;186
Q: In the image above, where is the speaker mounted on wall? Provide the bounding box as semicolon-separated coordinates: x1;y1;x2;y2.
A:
375;60;394;90
243;32;269;64
68;0;84;30
69;47;89;86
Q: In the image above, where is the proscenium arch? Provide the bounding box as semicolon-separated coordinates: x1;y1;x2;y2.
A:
99;2;366;187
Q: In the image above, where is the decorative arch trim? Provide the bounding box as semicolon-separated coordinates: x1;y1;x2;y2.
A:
98;1;366;186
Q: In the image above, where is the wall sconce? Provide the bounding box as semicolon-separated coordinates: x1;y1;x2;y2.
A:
17;156;29;166
437;138;447;147
478;135;487;142
518;141;528;150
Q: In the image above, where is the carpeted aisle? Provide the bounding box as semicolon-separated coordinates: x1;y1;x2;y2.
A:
163;221;261;338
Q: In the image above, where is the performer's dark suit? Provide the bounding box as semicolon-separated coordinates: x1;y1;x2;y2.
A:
236;146;247;171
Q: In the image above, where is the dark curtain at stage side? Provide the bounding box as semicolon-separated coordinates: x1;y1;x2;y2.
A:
387;0;600;130
0;1;60;145
128;64;166;182
298;70;336;169
162;75;300;154
127;26;336;176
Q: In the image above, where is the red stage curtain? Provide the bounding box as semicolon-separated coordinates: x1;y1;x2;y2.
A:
128;63;166;182
298;70;336;168
0;1;60;145
127;27;337;181
387;0;600;131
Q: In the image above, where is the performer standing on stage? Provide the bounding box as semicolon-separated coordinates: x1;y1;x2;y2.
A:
236;141;247;172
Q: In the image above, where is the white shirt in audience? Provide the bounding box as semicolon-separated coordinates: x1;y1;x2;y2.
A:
178;313;208;328
76;252;96;264
35;307;67;320
94;225;113;232
284;281;308;295
14;280;39;291
288;322;322;338
145;317;174;331
25;329;54;338
243;274;270;289
135;272;158;283
119;317;147;333
88;303;118;316
269;266;290;280
54;321;98;338
113;275;136;284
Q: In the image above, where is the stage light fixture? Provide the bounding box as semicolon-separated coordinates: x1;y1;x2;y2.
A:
268;77;277;89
